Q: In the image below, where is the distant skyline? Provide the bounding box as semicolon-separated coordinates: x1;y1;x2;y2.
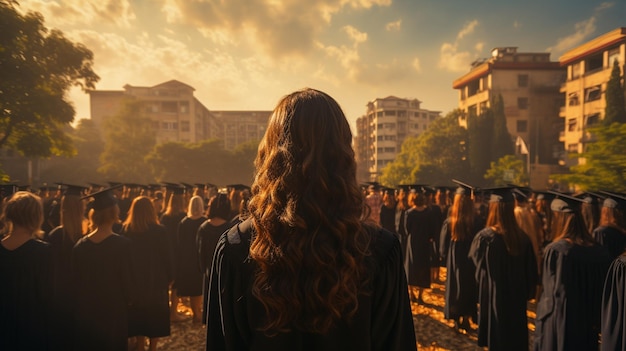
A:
18;0;626;132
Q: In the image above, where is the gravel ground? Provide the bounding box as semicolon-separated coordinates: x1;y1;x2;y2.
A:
157;268;537;350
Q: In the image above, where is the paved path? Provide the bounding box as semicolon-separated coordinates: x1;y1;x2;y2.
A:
158;269;537;350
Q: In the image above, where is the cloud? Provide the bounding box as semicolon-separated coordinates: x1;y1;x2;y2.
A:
546;2;613;55
412;58;421;73
386;20;402;32
160;0;391;60
438;20;482;73
18;0;136;27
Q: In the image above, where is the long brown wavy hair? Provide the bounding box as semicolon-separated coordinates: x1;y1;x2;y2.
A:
248;88;370;334
449;192;475;241
123;196;159;233
486;201;527;256
60;194;86;244
551;210;596;246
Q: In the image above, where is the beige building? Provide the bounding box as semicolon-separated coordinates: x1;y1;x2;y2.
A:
558;27;626;167
452;47;566;188
354;96;440;181
209;110;271;150
89;80;272;150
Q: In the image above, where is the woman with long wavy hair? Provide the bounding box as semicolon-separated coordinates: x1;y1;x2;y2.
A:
206;88;416;351
439;184;479;332
469;188;538;351
592;194;626;261
121;196;173;351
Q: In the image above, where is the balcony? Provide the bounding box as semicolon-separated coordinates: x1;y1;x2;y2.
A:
558;131;565;142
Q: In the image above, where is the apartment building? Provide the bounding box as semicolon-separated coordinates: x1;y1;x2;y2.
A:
209;110;271;150
452;47;566;187
354;96;440;181
559;27;626;167
89;80;211;144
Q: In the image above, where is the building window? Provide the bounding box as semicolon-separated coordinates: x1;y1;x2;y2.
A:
518;97;529;109
567;118;577;132
517;120;528;133
568;92;579;106
586;53;603;73
567;143;578;153
181;121;190;132
384;110;396;116
608;47;620;67
518;74;529;87
384;147;395;153
584;113;600;127
179;101;189;113
162;101;178;113
377;136;383;141
584;85;601;102
162;121;178;130
572;62;581;79
377;147;384;153
429;115;436;121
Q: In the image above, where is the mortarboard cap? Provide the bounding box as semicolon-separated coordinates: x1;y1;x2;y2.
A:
227;184;251;192
534;190;557;202
107;181;122;187
56;183;89;196
162;182;186;195
548;191;586;213
484;186;516;203
598;191;626;209
452;179;476;196
82;184;123;210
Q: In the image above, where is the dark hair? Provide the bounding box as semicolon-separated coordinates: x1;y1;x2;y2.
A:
248;88;370;334
207;193;230;220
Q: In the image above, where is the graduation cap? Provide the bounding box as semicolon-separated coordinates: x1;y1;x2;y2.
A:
534;190;557;202
181;182;194;190
227;184;251;192
88;182;104;189
0;184;18;198
483;186;517;203
598;191;626;209
147;183;162;192
107;181;122;187
81;184;123;210
56;183;89;196
451;179;476;196
162;182;186;195
547;190;586;213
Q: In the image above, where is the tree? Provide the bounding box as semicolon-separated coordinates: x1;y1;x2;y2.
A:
467;109;493;185
378;110;468;187
552;123;626;192
604;60;626;125
491;94;515;159
0;1;99;158
40;118;105;184
99;100;156;183
484;154;528;187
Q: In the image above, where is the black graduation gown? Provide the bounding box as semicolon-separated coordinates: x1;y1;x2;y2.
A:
439;219;478;321
121;223;173;337
46;227;78;349
0;239;52;351
593;225;626;261
601;253;626;351
534;239;611;351
72;234;133;351
469;227;538;351
160;212;186;280
197;220;236;324
175;216;207;296
380;204;397;237
404;206;435;288
206;219;417;351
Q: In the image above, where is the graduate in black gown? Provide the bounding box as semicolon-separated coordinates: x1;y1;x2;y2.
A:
534;192;611;351
196;192;235;324
0;191;52;351
379;188;398;239
593;194;626;261
207;88;416;351
121;196;173;351
601;250;626;351
439;182;479;332
73;185;133;351
469;187;538;351
45;183;88;349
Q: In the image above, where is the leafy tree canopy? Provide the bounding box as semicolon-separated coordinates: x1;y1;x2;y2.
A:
484;154;528;187
604;60;626;125
0;1;99;158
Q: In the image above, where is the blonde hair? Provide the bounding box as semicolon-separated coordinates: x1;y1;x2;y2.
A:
2;191;43;234
187;195;205;218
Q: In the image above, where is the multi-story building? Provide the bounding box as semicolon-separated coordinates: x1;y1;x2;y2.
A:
559;27;626;167
452;47;566;188
89;80;211;144
355;96;440;181
88;80;273;150
209;111;271;150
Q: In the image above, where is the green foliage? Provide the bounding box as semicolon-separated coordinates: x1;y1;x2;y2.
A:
0;1;99;158
491;94;515;159
99;101;156;183
604;60;626;125
41;119;105;184
467;109;493;184
484;154;528;186
552;123;626;192
379;110;468;187
146;138;258;186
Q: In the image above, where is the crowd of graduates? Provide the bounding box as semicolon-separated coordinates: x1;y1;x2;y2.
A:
363;180;626;350
0;182;248;351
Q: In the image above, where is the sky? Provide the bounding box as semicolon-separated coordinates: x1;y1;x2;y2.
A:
17;0;626;132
